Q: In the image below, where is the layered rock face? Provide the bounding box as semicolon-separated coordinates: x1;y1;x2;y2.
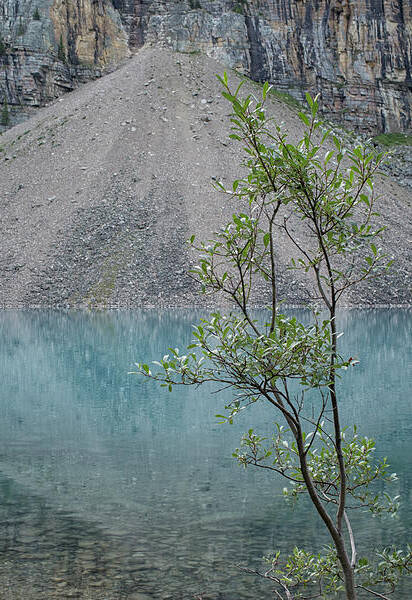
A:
1;0;411;132
0;0;129;126
128;0;412;133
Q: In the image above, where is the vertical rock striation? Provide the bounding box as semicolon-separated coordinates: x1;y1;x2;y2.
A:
126;0;412;133
0;0;129;126
1;0;411;132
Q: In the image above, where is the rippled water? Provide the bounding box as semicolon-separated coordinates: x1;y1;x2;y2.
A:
0;310;410;599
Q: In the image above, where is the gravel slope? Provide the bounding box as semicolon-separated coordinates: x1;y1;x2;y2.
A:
0;46;410;308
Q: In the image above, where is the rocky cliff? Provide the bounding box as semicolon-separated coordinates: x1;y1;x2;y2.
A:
0;0;129;126
127;0;412;133
1;0;411;132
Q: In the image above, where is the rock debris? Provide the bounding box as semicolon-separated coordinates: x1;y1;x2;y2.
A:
0;47;410;309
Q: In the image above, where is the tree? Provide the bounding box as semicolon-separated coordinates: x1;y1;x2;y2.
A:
17;17;26;36
134;76;411;599
57;34;66;63
1;98;10;127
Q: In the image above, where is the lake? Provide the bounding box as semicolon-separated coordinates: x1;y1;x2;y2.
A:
0;309;410;599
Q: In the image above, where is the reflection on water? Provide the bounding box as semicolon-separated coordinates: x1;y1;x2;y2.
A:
0;309;410;599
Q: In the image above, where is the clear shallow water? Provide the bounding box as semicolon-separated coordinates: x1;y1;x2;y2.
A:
0;309;410;599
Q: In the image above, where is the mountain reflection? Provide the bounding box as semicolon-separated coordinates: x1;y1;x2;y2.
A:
0;309;410;599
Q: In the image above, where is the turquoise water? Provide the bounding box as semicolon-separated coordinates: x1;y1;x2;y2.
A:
0;310;410;599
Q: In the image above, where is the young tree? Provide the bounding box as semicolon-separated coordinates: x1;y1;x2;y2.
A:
0;36;6;56
1;98;10;126
16;17;26;36
57;34;66;63
134;76;411;599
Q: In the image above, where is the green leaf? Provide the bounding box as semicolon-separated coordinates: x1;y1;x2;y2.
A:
321;129;331;143
298;112;310;127
333;136;341;151
360;194;370;207
310;94;319;117
221;90;235;103
234;79;245;97
305;92;314;108
263;232;270;248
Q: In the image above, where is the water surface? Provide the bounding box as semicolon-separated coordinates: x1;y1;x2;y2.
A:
0;309;410;599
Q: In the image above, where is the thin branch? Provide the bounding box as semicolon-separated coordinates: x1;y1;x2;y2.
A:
344;510;357;568
237;564;293;600
357;585;392;600
269;203;281;333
